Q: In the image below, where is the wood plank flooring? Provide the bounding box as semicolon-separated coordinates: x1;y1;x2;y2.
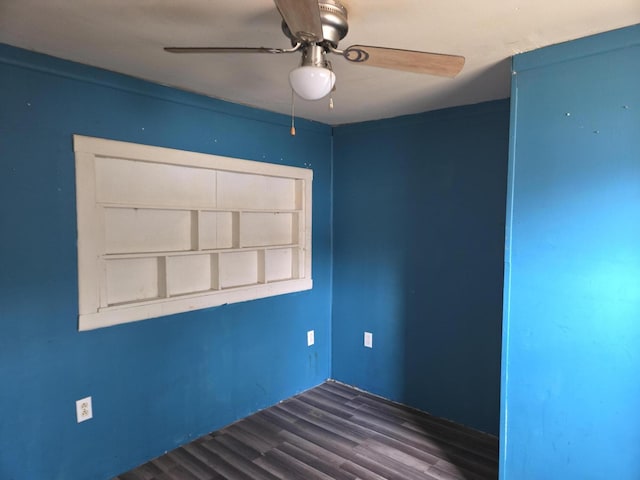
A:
114;381;498;480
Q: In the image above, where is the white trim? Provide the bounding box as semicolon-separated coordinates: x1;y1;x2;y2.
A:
73;135;312;179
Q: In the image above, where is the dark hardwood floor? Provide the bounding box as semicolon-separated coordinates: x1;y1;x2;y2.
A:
115;381;498;480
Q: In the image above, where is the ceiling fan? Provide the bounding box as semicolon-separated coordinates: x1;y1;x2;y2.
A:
164;0;465;102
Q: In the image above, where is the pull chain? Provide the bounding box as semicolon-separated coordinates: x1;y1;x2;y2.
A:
329;82;336;110
290;89;296;136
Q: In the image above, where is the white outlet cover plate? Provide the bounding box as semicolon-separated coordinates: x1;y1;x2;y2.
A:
364;332;373;348
76;396;93;423
307;330;315;346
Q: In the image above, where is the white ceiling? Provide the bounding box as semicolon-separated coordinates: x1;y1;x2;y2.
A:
1;1;639;125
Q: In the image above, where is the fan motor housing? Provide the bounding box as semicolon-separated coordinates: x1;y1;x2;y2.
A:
282;0;348;48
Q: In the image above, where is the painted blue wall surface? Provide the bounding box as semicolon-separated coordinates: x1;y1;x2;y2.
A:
501;25;640;479
332;101;509;435
0;44;332;480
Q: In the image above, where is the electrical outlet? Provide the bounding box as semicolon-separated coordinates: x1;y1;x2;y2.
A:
364;332;373;348
76;396;93;423
307;330;315;346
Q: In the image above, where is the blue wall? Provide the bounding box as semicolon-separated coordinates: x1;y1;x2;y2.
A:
501;25;640;479
0;45;332;480
332;100;509;435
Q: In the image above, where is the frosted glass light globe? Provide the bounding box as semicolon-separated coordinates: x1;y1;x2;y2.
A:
289;66;336;101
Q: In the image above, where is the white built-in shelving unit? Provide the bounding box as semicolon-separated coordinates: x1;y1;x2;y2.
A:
74;135;312;331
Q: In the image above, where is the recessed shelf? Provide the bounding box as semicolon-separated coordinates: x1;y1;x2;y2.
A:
102;244;301;260
75;135;313;330
98;277;309;311
100;203;302;214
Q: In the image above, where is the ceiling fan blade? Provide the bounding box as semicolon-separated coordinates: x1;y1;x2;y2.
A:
164;46;297;54
273;0;324;43
342;45;465;77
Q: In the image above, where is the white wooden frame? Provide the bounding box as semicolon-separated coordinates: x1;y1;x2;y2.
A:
74;135;312;331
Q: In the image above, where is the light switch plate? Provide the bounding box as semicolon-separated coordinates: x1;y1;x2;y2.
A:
307;330;315;346
364;332;373;348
